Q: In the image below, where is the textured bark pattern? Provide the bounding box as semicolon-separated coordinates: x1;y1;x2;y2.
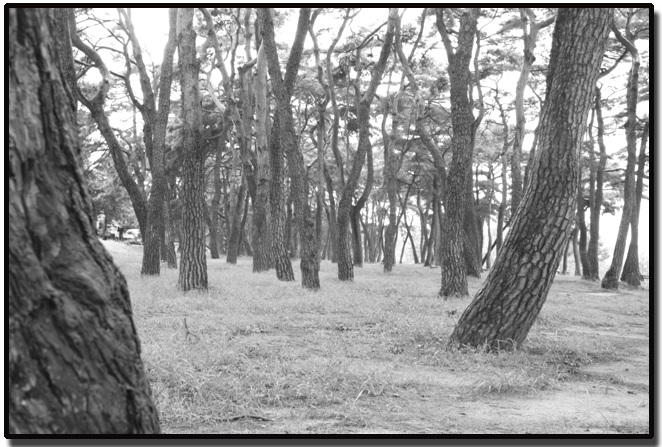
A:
270;134;295;280
8;8;159;434
601;23;640;290
450;8;612;349
260;8;318;289
178;8;208;291
436;9;478;298
252;42;274;272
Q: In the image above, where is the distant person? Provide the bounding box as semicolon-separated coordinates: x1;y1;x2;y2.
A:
118;224;125;241
96;211;106;236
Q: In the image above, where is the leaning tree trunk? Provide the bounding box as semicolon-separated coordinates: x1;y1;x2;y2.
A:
449;8;612;350
435;8;479;298
8;8;159;434
177;8;208;291
601;22;640;290
621;120;648;285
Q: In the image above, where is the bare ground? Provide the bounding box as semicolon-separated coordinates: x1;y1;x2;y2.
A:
105;241;650;435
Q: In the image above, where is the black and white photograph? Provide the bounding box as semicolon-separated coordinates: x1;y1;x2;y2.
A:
7;7;651;438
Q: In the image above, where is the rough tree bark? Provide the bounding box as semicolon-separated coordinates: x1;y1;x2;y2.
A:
601;21;641;290
449;8;612;350
252;41;274;272
177;8;208;291
435;8;479;298
8;8;159;434
260;8;320;289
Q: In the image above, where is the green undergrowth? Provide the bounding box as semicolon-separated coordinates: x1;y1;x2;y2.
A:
102;241;649;433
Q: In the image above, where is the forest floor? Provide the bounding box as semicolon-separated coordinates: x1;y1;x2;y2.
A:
103;241;650;435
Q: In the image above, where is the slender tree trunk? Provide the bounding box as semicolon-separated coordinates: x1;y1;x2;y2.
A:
572;227;581;276
621;121;648;285
450;8;612;350
178;8;208;291
510;9;554;214
463;168;481;277
585;87;608;280
352;144;374;268
337;9;398;281
602;23;640;290
9;8;159;433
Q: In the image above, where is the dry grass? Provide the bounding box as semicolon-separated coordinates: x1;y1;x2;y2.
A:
103;241;650;435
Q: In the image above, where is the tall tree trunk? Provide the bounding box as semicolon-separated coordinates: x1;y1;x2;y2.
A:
435;8;479;298
252;41;273;272
601;22;641;290
585;87;608;280
9;8;159;433
260;8;319;289
337;8;398;281
178;8;208;291
450;8;612;350
510;9;555;214
136;8;178;276
621;121;648;285
383;100;399;273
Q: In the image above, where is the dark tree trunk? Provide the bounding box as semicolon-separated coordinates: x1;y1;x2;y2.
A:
226;176;246;264
463;169;481;278
324;164;340;263
269;118;295;280
435;8;479;298
585;87;608;280
252;42;274;272
177;8;208;291
621;121;648;285
260;8;319;289
352;144;374;267
8;8;159;434
383;105;399;273
139;8;177;276
572;227;581;276
449;8;612;350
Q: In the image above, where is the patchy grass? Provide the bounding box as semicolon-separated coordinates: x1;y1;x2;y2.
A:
103;241;650;435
